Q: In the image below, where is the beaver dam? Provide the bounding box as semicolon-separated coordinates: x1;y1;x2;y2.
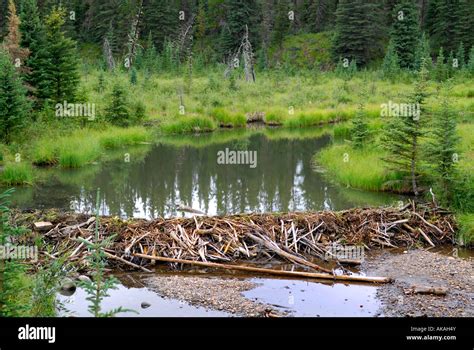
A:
13;201;456;284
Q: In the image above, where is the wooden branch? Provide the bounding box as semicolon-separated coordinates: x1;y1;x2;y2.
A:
133;253;391;284
105;252;151;273
418;228;435;247
244;231;333;274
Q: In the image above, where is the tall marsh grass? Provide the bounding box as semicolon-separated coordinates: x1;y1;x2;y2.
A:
161;116;217;134
316;144;403;192
1;163;34;185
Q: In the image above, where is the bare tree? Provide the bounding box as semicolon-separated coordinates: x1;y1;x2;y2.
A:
103;37;115;71
125;0;144;70
224;25;256;83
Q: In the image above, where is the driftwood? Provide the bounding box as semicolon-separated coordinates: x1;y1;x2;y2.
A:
134;253;390;284
406;285;448;296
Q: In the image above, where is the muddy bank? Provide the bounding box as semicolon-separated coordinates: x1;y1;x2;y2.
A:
364;250;474;317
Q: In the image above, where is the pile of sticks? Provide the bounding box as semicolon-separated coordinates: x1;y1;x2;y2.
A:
12;201;455;283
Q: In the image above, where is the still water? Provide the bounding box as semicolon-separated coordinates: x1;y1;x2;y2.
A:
9;127;404;218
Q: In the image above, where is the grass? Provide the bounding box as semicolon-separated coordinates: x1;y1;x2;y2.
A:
80;68;472;135
58;139;101;168
31;138;59;166
457;213;474;246
264;109;285;125
0;162;34;185
30;126;151;169
210;108;247;127
315;143;403;192
161;115;217;134
98;126;151;148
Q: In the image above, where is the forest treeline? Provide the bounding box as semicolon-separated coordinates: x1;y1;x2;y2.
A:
0;0;473;69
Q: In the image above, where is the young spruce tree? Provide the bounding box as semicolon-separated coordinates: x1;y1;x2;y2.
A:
106;84;130;127
382;60;429;195
33;7;80;105
426;83;459;204
0;49;30;143
390;0;419;69
351;91;369;149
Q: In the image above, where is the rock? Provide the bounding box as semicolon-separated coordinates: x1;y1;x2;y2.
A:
59;278;76;296
33;221;53;232
77;275;91;283
141;302;151;309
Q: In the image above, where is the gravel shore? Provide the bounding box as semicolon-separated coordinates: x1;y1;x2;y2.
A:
143;250;473;317
364;250;474;317
144;275;284;317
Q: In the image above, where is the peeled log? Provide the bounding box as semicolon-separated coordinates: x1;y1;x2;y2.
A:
133;253;391;284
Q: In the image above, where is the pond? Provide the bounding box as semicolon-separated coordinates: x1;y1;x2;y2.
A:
9;127;405;218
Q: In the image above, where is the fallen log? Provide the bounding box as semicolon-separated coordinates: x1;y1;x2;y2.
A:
244;231;333;274
133;253;391;284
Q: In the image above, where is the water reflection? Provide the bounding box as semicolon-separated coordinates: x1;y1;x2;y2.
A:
9;128;403;218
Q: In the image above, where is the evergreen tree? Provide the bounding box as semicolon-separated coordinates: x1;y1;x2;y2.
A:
130;67;138;85
140;31;158;72
467;46;474;76
96;71;105;93
433;47;448;81
447;50;455;77
456;0;474;53
351;91;369;148
195;0;207;48
306;0;337;33
333;0;385;66
455;42;465;70
382;40;400;80
426;83;459;204
22;7;48;102
19;0;42;50
272;0;291;47
382;60;429;195
1;0;29;72
106;84;130;127
141;0;178;50
0;49;30;143
220;0;258;58
414;32;432;71
390;0;419;69
33;7;80;105
425;0;473;54
88;0;133;49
